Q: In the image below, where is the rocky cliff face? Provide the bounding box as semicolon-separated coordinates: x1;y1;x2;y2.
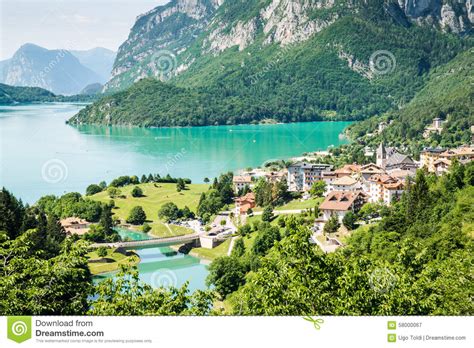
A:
398;0;473;33
105;0;472;92
105;0;220;91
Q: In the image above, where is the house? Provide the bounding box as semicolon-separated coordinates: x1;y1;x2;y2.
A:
316;191;368;230
439;146;474;163
389;168;416;182
420;147;445;172
334;164;362;178
264;170;287;184
359;163;385;192
327;176;361;194
420;146;474;173
60;217;90;236
287;162;333;192
423;117;445;138
322;171;337;186
368;174;405;205
433;158;451;175
376;143;417;172
233;175;253;191
234;192;256;216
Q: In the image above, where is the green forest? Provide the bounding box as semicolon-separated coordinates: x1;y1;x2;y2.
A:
349;49;474;154
0;83;98;105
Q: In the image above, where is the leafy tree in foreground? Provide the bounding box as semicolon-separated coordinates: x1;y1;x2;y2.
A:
0;233;92;315
342;211;357;230
231;238;246;258
158;202;180;222
310;180;327;198
86;184;103;196
261;205;274;222
90;266;213;315
206;256;247;299
324;213;340;234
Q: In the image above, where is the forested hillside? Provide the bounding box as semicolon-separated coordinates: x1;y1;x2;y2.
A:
349;48;474;153
70;5;470;127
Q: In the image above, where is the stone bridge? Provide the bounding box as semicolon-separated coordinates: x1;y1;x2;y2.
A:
90;233;200;249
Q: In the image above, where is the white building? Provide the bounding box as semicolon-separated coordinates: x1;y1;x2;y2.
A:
327;176;361;195
232;175;253;191
287;163;333;192
368;174;405;205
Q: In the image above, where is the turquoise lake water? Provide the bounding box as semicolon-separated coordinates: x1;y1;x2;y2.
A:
95;228;209;292
0;103;351;203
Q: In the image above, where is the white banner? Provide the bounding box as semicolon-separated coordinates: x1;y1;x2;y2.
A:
0;316;472;347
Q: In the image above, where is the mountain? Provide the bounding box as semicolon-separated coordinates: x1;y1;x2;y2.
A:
71;0;473;127
104;0;220;92
0;83;55;104
80;83;104;95
104;0;473;93
0;44;103;95
70;47;116;83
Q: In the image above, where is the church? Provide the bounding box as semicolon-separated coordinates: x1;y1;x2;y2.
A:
376;143;418;172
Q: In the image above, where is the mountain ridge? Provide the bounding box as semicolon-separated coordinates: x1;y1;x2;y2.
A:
0;44;115;95
104;0;473;92
70;0;472;127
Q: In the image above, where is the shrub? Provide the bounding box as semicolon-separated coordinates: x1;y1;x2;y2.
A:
126;206;147;225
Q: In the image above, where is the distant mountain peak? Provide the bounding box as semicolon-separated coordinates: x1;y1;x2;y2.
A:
0;44;104;95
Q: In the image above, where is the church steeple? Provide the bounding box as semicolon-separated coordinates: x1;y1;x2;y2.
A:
376;142;386;168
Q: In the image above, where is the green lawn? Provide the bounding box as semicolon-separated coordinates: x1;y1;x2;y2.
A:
191;238;232;260
86;248;139;275
90;183;209;238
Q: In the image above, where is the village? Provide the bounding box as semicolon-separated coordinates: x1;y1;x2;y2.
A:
232;141;474;252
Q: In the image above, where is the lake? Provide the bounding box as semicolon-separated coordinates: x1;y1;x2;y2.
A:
0;103;350;203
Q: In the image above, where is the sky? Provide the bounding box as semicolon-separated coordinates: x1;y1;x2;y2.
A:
0;0;170;60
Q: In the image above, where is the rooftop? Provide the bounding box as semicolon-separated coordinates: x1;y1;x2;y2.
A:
233;175;252;183
320;191;367;211
235;192;255;204
332;176;358;186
